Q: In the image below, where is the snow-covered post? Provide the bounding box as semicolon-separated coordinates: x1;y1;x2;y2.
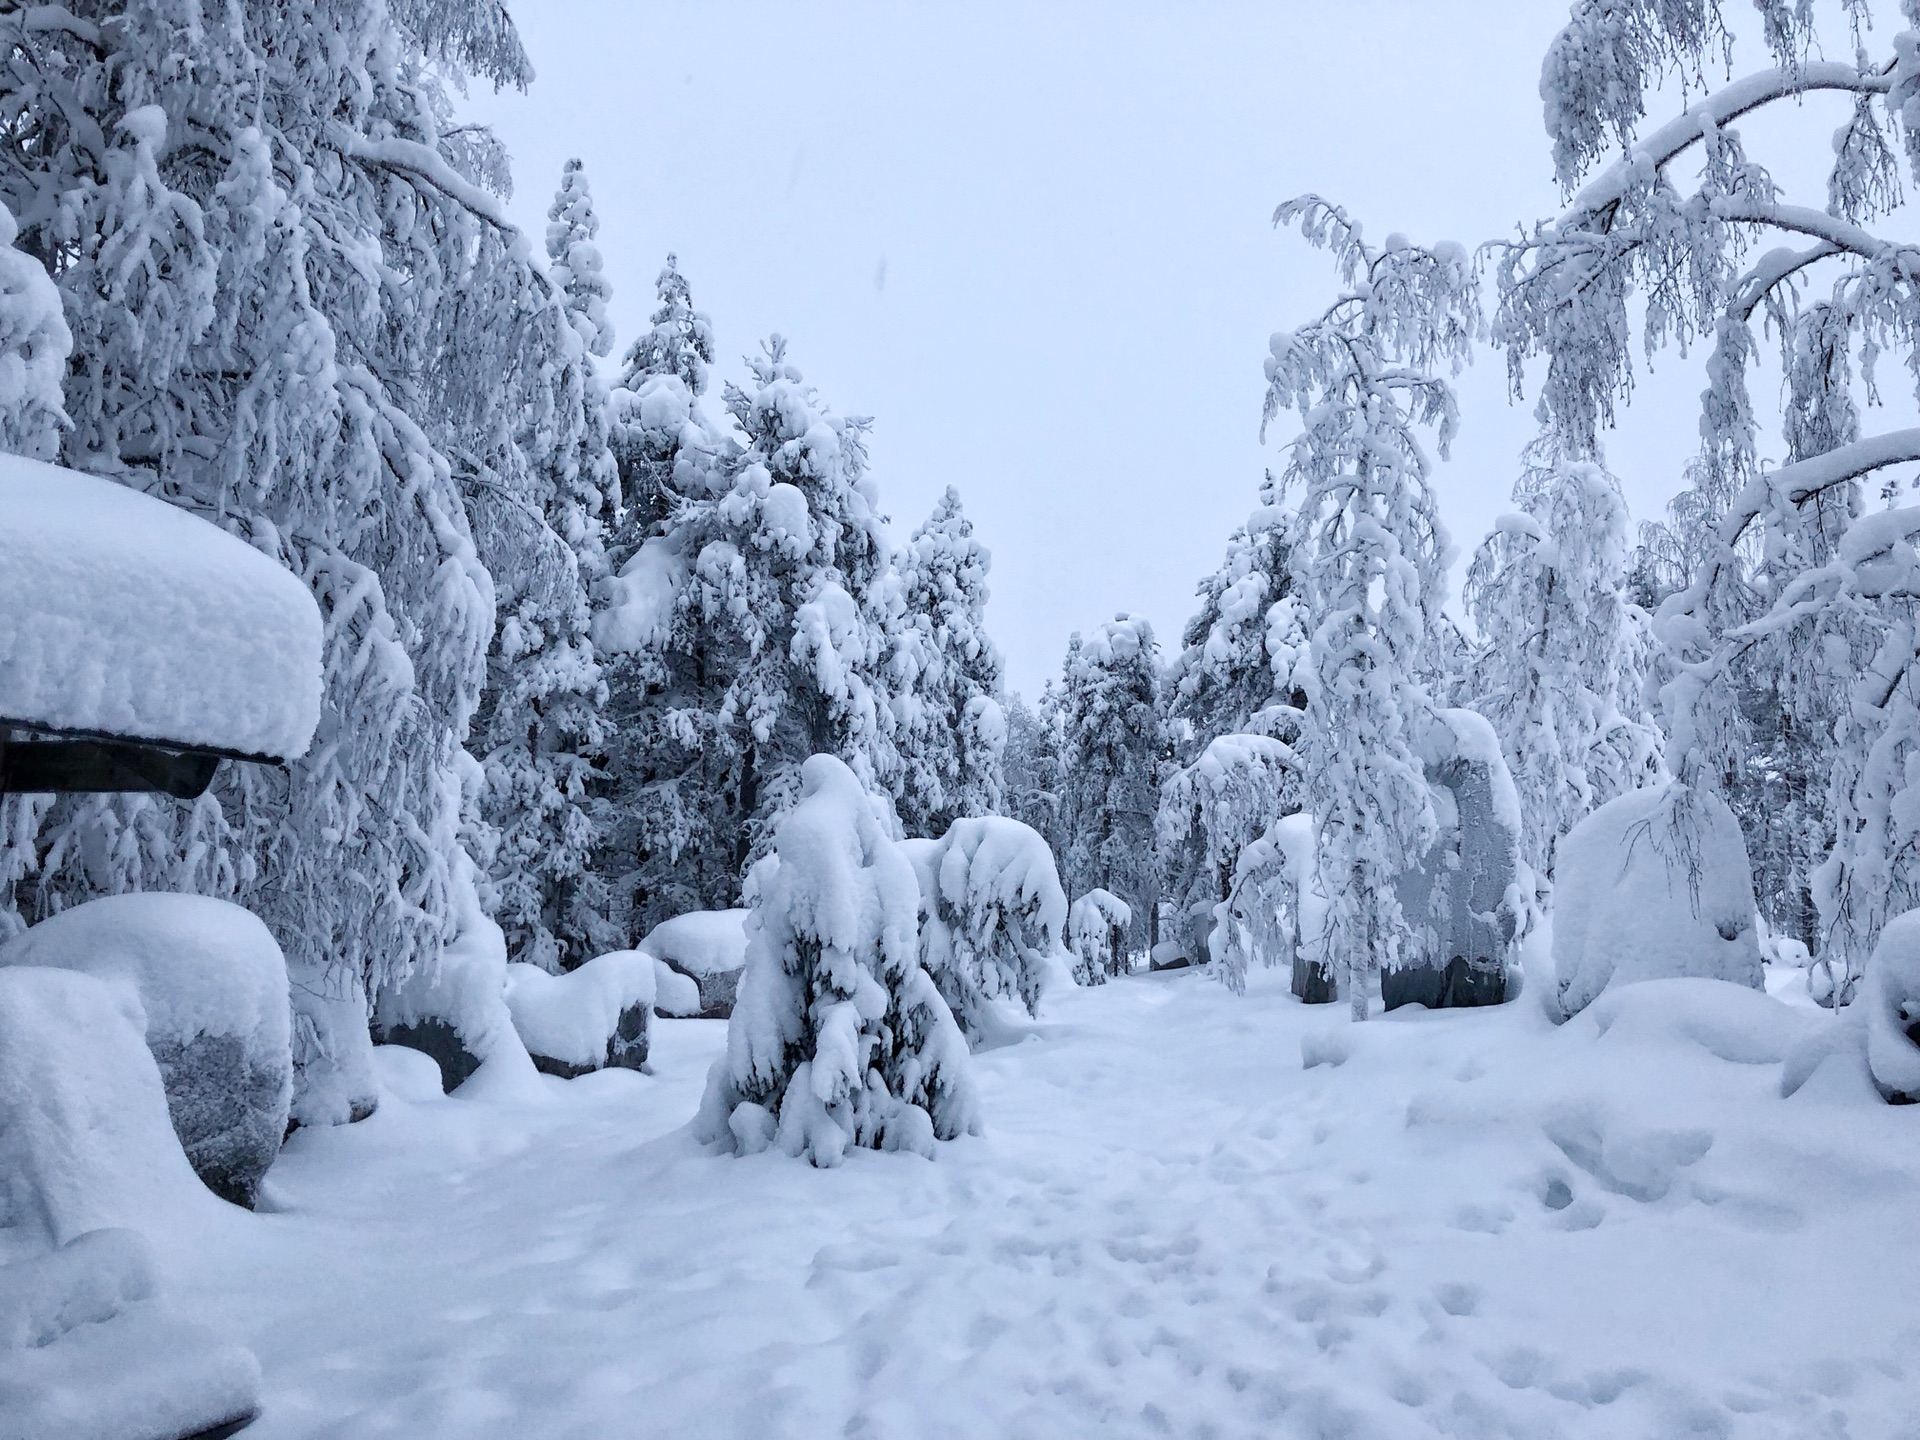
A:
695;755;978;1165
1263;199;1476;1019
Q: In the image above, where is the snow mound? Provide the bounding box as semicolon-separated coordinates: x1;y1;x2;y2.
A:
504;951;654;1077
0;454;322;760
1861;909;1920;1103
1551;783;1761;1020
0;968;220;1247
0;1231;258;1440
0;894;293;1208
640;909;748;1018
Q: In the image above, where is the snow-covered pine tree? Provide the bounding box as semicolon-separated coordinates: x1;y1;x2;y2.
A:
591;337;900;938
0;0;591;1121
465;158;625;974
891;487;1006;837
694;754;978;1165
1264;199;1476;1019
1057;616;1166;960
1001;686;1067;860
545;159;614;361
1462;442;1663;884
1494;0;1920;995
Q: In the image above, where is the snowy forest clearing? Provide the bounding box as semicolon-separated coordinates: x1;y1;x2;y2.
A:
168;957;1915;1440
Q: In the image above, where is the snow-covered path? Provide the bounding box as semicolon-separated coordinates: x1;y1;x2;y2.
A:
172;963;1919;1440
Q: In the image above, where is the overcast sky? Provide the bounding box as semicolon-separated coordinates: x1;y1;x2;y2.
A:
462;1;1902;697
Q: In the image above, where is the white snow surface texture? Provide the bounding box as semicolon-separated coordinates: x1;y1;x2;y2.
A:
1552;782;1762;1019
0;454;322;759
124;943;1919;1439
0;893;289;1058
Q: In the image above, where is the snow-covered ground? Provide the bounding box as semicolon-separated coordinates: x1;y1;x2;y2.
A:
164;947;1917;1440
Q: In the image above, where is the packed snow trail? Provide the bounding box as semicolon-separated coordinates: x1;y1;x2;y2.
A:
170;957;1918;1440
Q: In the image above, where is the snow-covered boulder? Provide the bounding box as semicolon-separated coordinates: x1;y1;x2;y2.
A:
0;968;221;1245
652;961;703;1017
0;894;293;1209
0;1228;261;1440
1861;910;1920;1104
902;816;1066;1041
639;909;748;1019
1067;889;1130;987
504;951;654;1079
1551;782;1762;1021
1386;709;1525;1011
0;454;322;760
372;902;519;1095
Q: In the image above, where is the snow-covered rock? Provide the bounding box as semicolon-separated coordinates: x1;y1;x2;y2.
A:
652;962;703;1017
640;909;748;1019
0;454;322;760
0;968;220;1246
1861;910;1920;1104
0;1229;260;1440
1551;782;1762;1020
1386;709;1524;1011
903;816;1065;1040
504;951;655;1079
0;894;293;1208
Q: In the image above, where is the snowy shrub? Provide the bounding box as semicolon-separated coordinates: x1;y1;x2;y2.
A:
1551;783;1762;1021
902;816;1066;1042
1861;910;1920;1104
504;950;654;1079
1157;733;1301;967
0;199;68;461
638;909;750;1018
0;894;293;1209
695;756;978;1165
1067;889;1131;987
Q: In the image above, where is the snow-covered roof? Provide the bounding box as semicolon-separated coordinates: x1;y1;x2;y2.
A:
0;455;322;761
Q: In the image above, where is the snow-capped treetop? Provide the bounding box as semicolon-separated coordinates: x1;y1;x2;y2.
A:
619;254;716;398
546;158;614;358
0;456;322;760
0;201;69;462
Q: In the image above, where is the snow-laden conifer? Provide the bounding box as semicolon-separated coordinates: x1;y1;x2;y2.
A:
546;159;614;359
694;755;978;1165
892;488;1006;837
1057;617;1166;959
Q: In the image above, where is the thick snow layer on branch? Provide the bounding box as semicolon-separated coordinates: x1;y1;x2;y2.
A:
591;536;686;656
0;456;322;759
1551;784;1762;1020
1861;910;1920;1102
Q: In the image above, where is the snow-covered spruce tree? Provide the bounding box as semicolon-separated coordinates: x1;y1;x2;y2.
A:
1264;199;1475;1020
1057;617;1166;960
1001;687;1068;859
891;487;1006;838
695;754;978;1165
901;815;1065;1042
466;159;624;974
0;200;72;938
1158;470;1310;958
592;337;900;938
1493;0;1920;994
0;2;583;1121
1066;889;1131;986
1462;442;1663;884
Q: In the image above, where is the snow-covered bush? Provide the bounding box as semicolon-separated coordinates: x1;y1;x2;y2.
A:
0;894;293;1208
503;951;654;1079
0;199;68;461
1156;733;1301;966
0;1229;261;1440
1861;910;1920;1104
639;909;749;1018
695;756;978;1166
1551;783;1762;1021
1067;889;1131;987
0;967;220;1245
902;816;1066;1042
1212;811;1332;1000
